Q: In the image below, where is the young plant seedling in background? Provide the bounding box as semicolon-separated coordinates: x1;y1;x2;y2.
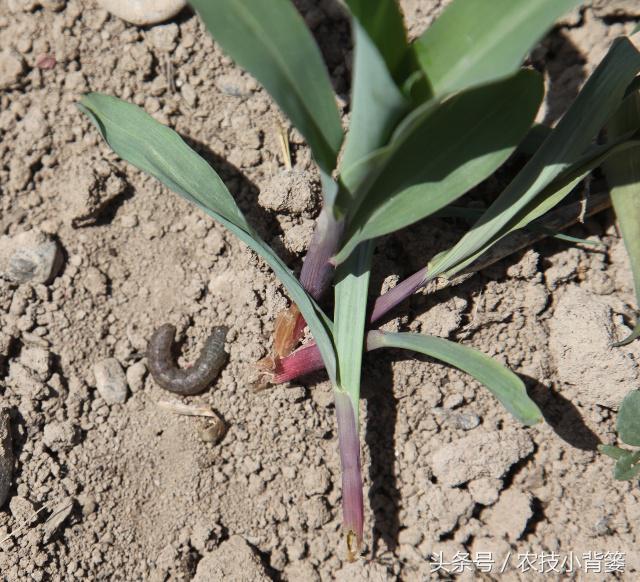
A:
600;391;640;480
78;0;640;558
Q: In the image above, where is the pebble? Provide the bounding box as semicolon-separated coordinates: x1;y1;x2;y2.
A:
199;415;226;445
0;230;62;284
0;409;13;507
93;358;129;404
0;50;24;89
454;412;481;431
96;0;187;26
125;361;147;392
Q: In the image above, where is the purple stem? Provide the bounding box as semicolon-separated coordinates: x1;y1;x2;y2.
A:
299;208;344;300
334;391;364;558
369;266;429;323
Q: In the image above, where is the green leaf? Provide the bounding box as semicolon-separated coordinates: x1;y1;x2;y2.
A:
436;205;605;247
633;22;640;35
517;123;553;157
599;444;629;461
604;89;640;346
334;242;374;425
344;0;412;84
414;0;581;97
618;390;640;446
614;450;640;481
368;331;543;425
190;0;343;178
339;19;409;192
78;92;337;383
334;70;544;263
429;37;640;279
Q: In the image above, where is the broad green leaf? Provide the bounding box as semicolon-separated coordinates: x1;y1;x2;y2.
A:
429;37;640;279
334;70;544;263
604;89;640;346
436;206;605;247
599;444;629;461
414;0;581;97
344;0;411;84
78;93;337;383
339;19;409;193
517;123;553;157
190;0;342;179
334;242;374;424
614;450;640;481
633;22;640;35
618;390;640;446
368;331;543;425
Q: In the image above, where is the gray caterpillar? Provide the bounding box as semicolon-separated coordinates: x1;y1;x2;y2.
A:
147;324;228;395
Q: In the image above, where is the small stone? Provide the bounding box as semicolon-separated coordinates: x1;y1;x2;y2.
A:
0;50;24;89
42;497;74;542
199;416;226;445
443;393;464;409
120;214;138;228
42;421;80;452
125;361;147;392
96;0;187;26
0;230;62;284
19;346;51;380
193;535;270;582
0;409;13;507
454;412;480;431
93;358;128;404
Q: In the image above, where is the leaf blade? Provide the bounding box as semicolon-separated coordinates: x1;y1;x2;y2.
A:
618;390;640;446
429;37;640;279
335;70;544;262
190;0;343;176
78;92;338;383
369;331;543;425
604;89;640;345
414;0;581;96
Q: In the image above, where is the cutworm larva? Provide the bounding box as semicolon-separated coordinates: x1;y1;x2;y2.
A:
147;324;228;395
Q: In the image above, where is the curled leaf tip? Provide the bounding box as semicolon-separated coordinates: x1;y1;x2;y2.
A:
611;319;640;348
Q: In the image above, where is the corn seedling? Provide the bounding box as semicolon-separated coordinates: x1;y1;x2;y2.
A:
78;0;640;558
